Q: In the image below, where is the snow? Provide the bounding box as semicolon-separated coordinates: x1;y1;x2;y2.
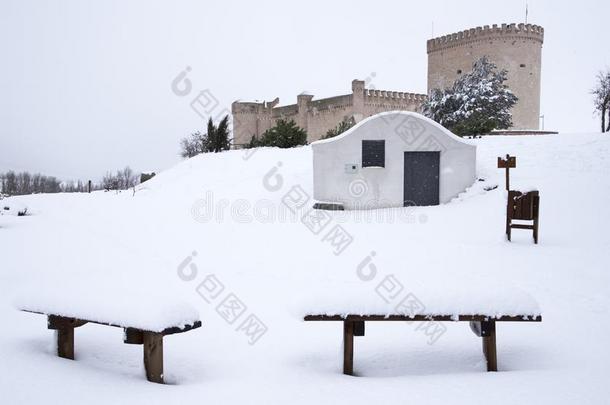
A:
15;285;200;332
1;133;610;403
297;283;541;319
1;198;28;216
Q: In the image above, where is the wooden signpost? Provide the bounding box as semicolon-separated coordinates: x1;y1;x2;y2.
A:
497;154;516;190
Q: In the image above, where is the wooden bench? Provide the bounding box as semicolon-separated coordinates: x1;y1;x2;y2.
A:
24;310;201;383
304;314;541;375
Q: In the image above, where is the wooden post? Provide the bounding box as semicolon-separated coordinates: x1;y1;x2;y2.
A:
343;321;354;376
47;315;86;360
56;327;75;360
143;332;164;383
506;201;512;241
497;155;516;191
481;321;497;372
505;163;510;191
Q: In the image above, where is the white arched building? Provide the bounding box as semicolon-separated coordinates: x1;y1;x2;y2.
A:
311;111;476;209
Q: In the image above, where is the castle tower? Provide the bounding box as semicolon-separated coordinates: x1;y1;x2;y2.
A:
427;23;544;130
351;79;365;121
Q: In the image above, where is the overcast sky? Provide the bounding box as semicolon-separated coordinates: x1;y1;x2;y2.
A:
1;0;608;181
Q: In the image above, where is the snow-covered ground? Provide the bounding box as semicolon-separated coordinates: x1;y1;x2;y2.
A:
1;133;609;404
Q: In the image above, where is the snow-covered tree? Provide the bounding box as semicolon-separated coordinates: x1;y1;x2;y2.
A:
247;119;307;148
422;56;518;136
592;69;610;133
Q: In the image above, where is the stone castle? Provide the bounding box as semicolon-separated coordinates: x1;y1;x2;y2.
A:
427;23;544;131
232;23;544;145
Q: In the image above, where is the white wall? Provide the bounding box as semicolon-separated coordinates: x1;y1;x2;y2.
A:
312;111;476;209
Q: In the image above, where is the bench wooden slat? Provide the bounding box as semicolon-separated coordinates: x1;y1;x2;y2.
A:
510;224;534;230
304;314;541;322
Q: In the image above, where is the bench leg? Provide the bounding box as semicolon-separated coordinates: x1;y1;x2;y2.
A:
56;327;74;360
533;196;540;244
143;332;164;383
343;321;354;375
48;315;85;360
481;321;497;372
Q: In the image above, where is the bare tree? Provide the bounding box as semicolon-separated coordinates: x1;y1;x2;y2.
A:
180;131;205;158
592;69;610;133
121;166;136;189
16;172;31;194
4;171;17;195
102;171;117;191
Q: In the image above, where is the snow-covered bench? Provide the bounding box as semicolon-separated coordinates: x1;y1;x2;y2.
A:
304;313;541;375
19;297;201;383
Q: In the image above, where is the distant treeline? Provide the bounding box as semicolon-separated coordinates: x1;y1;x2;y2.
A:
0;166;140;196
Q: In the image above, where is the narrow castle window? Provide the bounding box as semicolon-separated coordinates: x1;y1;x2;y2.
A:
456;69;462;74
520;63;526;68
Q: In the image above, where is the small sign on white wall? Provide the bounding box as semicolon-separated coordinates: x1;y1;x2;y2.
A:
344;164;359;174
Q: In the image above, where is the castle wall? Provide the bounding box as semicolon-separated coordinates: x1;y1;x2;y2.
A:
363;90;426;117
304;95;355;142
231;80;426;145
427;23;543;130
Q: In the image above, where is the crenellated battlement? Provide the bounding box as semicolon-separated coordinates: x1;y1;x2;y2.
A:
231;97;280;114
364;89;427;103
427;23;544;53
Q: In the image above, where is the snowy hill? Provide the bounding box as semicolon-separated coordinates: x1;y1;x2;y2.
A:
1;133;610;404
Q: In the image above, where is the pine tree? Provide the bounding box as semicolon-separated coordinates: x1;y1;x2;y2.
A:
257;119;307;148
205;117;216;152
209;115;230;152
422;56;518;136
